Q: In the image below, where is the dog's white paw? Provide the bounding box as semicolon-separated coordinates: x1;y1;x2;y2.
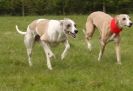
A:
98;57;101;61
28;61;32;67
47;62;53;70
61;55;64;60
48;67;53;70
87;42;92;51
117;62;122;65
98;51;102;61
87;43;92;51
98;56;101;61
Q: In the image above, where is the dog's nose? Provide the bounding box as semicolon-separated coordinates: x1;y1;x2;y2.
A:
130;22;133;26
74;30;78;34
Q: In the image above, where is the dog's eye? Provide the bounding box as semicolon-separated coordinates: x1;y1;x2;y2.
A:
123;18;126;20
67;24;71;28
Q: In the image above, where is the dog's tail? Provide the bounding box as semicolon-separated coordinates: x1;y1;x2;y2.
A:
16;25;26;35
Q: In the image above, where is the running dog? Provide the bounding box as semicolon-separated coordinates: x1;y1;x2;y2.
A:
84;11;132;64
16;18;78;70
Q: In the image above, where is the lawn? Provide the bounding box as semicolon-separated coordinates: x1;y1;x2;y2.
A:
0;15;133;91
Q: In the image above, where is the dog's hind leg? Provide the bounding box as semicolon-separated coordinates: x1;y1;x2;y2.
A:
61;40;70;60
85;21;95;51
24;33;34;66
98;37;107;61
40;41;54;70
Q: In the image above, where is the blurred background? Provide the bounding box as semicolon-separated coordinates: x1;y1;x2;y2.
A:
0;0;133;16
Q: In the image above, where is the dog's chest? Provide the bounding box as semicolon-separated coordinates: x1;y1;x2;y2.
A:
49;31;66;42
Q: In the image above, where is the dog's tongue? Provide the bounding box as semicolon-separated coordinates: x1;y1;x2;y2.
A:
70;32;76;38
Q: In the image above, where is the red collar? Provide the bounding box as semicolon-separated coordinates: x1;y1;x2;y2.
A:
110;18;122;34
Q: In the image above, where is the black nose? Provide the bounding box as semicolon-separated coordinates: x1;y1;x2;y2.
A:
74;30;78;34
130;22;133;26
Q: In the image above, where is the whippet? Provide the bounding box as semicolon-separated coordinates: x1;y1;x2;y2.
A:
16;18;78;70
84;11;132;64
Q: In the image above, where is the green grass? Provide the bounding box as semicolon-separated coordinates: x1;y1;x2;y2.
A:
0;15;133;91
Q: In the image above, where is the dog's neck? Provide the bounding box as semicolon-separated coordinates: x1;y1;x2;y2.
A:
110;18;122;35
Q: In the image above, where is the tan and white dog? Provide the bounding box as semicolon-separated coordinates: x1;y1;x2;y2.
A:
84;11;132;64
16;18;78;70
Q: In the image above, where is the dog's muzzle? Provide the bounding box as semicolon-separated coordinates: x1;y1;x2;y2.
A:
69;30;78;38
65;30;78;38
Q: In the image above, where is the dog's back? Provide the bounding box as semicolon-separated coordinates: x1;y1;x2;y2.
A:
29;19;49;36
87;11;112;30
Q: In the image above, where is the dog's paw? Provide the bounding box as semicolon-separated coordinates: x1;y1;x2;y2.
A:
47;63;53;70
98;57;101;61
28;61;33;67
116;62;122;65
61;56;64;60
87;43;92;51
61;54;65;60
48;67;53;70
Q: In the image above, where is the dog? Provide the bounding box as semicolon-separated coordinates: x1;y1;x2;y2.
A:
84;11;132;64
16;18;78;70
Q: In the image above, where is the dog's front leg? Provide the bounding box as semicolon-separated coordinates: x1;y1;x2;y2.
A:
114;35;121;64
107;33;116;43
40;41;55;70
61;40;70;60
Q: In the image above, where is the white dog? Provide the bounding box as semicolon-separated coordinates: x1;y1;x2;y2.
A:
16;18;78;70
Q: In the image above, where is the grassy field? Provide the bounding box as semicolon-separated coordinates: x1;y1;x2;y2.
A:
0;15;133;91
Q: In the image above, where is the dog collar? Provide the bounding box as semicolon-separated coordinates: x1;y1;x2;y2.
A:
110;18;122;35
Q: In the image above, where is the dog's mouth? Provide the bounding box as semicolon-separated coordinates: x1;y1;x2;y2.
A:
65;31;77;38
128;25;132;27
69;32;76;38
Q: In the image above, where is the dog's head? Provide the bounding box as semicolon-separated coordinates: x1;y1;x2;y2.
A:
60;18;78;38
115;14;133;28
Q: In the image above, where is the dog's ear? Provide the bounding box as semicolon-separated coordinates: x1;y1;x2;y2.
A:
114;15;119;25
60;20;64;26
60;20;68;32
